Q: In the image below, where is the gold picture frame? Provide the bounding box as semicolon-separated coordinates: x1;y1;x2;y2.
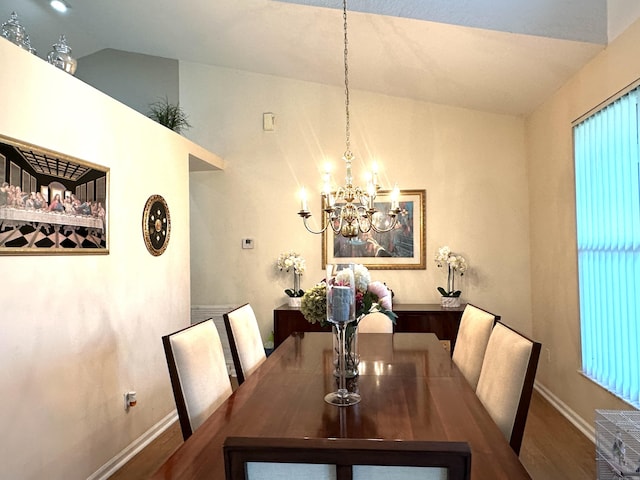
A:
0;134;109;254
322;189;426;270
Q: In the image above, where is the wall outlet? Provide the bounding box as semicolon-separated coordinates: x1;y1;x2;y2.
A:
124;391;137;411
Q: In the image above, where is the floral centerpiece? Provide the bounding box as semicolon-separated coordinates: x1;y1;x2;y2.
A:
301;264;396;326
301;264;396;377
434;246;468;307
276;251;306;299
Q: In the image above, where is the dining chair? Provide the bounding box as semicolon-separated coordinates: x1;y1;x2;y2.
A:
357;311;393;333
475;321;541;455
451;304;496;390
224;303;267;385
223;436;471;480
162;319;233;441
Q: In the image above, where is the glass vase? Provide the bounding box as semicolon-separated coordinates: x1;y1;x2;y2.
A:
293;271;301;293
324;263;360;406
333;322;359;378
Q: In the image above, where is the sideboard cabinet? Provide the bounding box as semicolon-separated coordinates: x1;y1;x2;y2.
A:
273;303;470;352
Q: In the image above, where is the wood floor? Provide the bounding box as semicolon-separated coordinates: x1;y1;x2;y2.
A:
109;390;597;479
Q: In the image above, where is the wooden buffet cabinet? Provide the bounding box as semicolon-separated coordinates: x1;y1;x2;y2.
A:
273;303;471;351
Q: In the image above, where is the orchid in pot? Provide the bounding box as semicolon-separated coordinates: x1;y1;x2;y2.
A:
434;246;468;308
277;251;306;306
300;264;396;377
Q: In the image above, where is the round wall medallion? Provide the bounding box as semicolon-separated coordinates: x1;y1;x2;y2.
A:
142;194;171;256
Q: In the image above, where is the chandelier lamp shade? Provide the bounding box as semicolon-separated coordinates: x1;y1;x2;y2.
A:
297;0;401;239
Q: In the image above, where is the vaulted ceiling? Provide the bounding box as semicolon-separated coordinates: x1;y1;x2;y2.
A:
6;1;640;115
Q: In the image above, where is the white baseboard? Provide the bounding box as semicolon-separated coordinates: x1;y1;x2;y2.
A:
87;410;178;480
534;382;595;444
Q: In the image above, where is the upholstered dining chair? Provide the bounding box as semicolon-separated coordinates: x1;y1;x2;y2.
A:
357;311;394;333
162;319;233;441
224;303;267;385
223;436;471;480
451;304;497;390
475;321;541;455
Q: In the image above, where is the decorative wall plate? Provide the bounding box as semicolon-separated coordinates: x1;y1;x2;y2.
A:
142;194;171;256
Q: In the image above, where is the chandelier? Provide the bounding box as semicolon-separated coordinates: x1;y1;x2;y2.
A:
297;0;401;239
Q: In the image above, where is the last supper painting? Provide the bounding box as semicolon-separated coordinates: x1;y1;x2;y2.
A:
0;135;109;254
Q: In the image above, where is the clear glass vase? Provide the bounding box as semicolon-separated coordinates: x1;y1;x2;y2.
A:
333;322;359;378
324;263;360;406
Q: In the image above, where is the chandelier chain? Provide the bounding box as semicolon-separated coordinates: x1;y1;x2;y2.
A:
343;0;351;157
297;0;402;239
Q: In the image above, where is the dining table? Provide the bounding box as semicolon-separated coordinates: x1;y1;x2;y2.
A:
150;332;532;479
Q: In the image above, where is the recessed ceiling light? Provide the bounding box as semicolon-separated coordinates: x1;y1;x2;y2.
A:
50;0;69;13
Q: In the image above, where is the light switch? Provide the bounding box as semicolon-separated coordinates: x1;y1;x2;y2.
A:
263;112;275;131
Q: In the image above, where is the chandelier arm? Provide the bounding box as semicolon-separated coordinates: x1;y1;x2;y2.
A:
369;215;399;234
299;214;331;235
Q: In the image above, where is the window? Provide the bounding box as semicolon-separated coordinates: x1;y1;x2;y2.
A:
574;86;640;408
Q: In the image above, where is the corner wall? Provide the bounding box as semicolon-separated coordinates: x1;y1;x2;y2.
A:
76;48;179;118
0;40;195;479
526;18;640;423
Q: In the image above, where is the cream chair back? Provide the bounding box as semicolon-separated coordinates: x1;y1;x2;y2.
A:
475;322;541;454
451;304;496;390
358;312;393;333
224;303;267;385
162;319;233;440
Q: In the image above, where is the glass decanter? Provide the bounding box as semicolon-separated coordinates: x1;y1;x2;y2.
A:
47;35;77;75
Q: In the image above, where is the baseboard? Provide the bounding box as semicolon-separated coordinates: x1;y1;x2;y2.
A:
534;381;595;444
87;410;178;480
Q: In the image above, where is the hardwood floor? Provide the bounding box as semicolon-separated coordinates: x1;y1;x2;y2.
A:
109;390;596;479
520;391;596;479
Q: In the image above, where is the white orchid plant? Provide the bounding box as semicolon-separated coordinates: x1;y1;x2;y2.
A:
276;251;306;297
434;246;468;298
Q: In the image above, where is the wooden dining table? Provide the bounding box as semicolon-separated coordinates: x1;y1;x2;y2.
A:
151;332;532;479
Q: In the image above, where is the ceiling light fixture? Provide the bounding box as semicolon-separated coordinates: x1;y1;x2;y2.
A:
297;0;401;239
50;0;69;13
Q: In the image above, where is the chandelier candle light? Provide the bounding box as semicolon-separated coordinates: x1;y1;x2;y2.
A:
297;0;402;239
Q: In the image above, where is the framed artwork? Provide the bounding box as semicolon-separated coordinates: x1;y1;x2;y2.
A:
322;189;426;270
0;135;109;254
142;194;171;256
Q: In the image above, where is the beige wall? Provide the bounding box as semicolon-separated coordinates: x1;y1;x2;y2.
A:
526;19;640;424
0;41;204;479
181;62;533;341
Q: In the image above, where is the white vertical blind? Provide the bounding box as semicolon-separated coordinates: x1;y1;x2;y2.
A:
574;88;640;408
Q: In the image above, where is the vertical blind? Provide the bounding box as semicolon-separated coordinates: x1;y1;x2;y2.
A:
574;87;640;408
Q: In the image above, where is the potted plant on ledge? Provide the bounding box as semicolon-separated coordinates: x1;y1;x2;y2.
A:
434;245;468;308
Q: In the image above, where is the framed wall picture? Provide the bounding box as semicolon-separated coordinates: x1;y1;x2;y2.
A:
0;135;109;254
322;189;426;270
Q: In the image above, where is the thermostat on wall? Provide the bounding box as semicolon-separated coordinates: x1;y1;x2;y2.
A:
242;238;254;249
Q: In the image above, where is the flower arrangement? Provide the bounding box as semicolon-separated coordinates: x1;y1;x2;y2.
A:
300;264;397;326
276;251;306;297
434;246;468;297
300;282;327;324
